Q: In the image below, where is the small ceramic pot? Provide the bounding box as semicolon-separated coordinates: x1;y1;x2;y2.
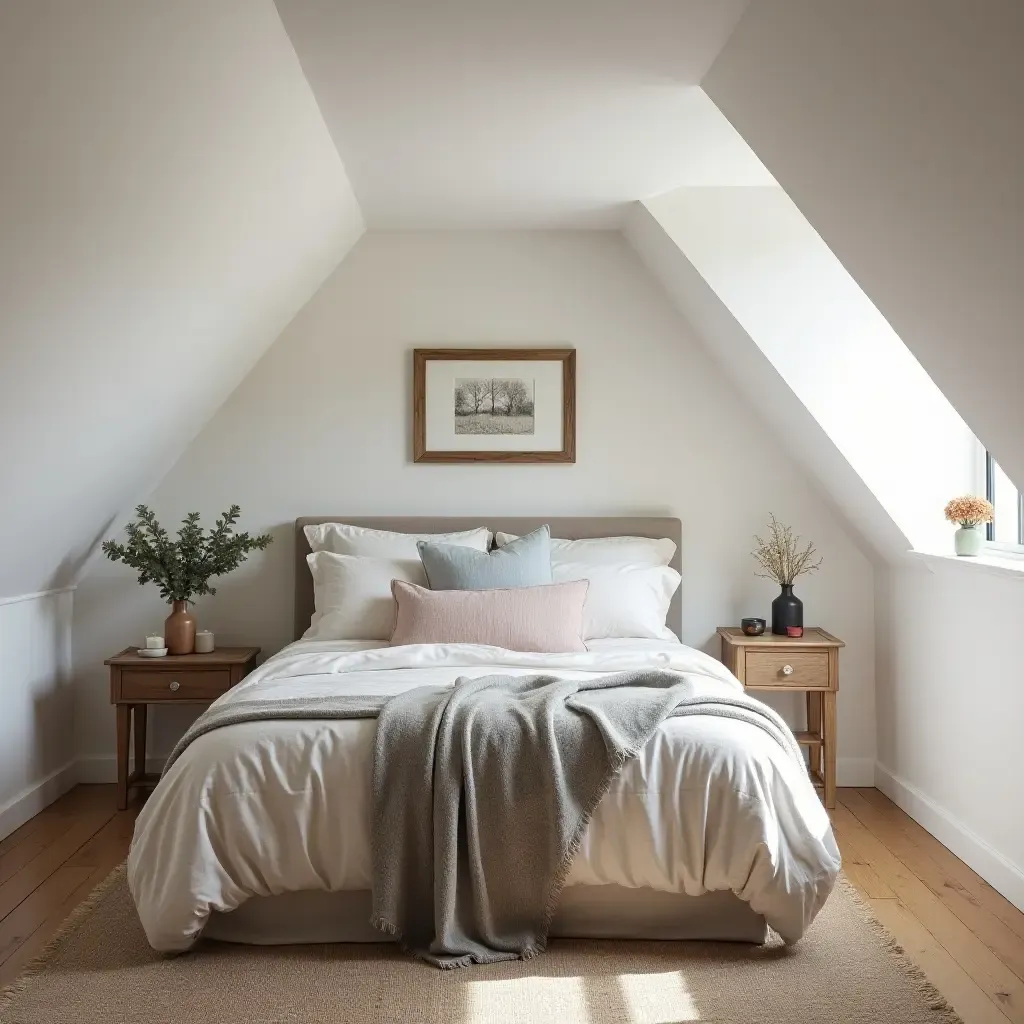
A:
194;630;215;654
954;525;983;556
741;617;766;636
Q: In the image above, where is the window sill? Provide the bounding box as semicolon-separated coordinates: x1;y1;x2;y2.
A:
908;549;1024;581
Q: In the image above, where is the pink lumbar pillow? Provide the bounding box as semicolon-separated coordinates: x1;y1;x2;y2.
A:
389;579;588;653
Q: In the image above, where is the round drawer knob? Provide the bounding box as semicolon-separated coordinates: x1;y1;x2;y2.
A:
168;680;180;691
781;664;794;676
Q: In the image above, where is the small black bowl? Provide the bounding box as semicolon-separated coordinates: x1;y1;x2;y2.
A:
741;617;766;636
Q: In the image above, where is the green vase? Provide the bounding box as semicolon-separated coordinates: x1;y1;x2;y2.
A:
954;526;983;557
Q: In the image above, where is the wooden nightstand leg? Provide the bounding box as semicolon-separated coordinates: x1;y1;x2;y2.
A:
822;691;837;810
134;704;148;780
116;704;131;811
806;692;822;777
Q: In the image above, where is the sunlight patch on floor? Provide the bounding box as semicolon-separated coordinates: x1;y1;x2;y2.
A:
617;969;701;1023
465;975;589;1021
464;969;701;1023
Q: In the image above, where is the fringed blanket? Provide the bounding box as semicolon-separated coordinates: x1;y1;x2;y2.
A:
164;669;802;968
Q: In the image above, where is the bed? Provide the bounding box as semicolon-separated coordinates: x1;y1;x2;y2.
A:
127;516;840;952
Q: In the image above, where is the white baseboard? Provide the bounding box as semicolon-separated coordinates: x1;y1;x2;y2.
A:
875;762;1024;912
77;754;169;784
837;757;876;787
75;755;117;785
22;754;1014;919
0;761;79;841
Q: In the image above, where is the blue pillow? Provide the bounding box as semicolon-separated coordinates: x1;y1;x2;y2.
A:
418;526;552;591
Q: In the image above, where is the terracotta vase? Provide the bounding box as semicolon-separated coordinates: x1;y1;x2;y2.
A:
164;600;196;655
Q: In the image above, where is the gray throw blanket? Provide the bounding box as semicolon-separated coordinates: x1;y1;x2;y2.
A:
164;670;803;969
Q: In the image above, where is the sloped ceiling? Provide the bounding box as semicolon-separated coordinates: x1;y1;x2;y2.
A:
275;0;771;227
0;0;364;599
7;0;1012;604
704;0;1024;492
624;203;909;566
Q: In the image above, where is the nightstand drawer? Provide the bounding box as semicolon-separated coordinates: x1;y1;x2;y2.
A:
119;669;232;701
744;651;830;689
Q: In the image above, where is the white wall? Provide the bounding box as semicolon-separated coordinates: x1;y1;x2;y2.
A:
0;590;76;839
704;0;1024;493
875;563;1024;908
703;5;1024;907
72;231;876;781
624;203;909;566
644;185;979;554
0;0;364;600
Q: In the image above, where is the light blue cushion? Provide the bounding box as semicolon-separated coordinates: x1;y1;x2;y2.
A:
418;526;552;591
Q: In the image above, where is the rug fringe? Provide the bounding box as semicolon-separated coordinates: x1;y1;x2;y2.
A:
835;874;965;1024
0;862;128;1014
0;863;969;1024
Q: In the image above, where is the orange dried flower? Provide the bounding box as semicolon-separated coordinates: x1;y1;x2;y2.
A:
943;495;994;527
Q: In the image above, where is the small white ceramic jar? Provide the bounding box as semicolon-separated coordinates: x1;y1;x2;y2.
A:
194;630;215;654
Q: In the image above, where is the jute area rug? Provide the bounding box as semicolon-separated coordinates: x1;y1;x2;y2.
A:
1;867;961;1024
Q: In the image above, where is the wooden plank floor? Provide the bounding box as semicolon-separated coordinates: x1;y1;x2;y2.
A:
0;785;1022;1023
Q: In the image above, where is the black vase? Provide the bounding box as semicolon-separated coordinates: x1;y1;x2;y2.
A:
771;584;803;635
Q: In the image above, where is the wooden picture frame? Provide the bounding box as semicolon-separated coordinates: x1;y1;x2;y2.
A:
413;348;576;463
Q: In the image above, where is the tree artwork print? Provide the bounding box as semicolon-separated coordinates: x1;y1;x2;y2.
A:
453;377;536;435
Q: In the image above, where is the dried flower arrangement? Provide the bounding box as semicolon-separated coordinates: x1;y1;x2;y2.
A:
751;514;822;586
943;495;994;529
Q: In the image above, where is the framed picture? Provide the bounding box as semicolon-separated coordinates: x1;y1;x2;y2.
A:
413;348;576;463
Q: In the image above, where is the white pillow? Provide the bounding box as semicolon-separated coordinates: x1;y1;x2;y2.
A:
306;523;491;558
495;532;679;639
495;532;675;567
305;551;426;641
552;561;681;641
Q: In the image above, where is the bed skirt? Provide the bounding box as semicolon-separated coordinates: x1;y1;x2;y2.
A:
204;884;768;945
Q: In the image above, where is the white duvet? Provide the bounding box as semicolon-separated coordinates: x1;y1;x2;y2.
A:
128;638;840;951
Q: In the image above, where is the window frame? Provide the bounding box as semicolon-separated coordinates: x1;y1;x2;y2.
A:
984;449;1024;553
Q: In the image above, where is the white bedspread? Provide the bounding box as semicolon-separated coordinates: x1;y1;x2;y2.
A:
128;639;840;951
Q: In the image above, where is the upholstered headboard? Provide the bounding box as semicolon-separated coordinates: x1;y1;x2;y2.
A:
294;517;683;642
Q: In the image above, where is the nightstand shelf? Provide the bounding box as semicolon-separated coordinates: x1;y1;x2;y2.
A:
104;646;260;809
793;731;824;750
717;626;844;808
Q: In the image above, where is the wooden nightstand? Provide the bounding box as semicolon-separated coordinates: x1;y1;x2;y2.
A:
104;646;260;809
717;627;844;808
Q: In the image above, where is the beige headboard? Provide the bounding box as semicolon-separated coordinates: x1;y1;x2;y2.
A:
294;517;683;642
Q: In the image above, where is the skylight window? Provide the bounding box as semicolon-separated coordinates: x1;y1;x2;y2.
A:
985;452;1024;551
641;182;978;555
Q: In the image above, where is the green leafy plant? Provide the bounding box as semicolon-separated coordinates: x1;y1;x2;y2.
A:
101;505;272;603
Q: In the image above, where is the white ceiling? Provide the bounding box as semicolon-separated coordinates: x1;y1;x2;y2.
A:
275;0;771;228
